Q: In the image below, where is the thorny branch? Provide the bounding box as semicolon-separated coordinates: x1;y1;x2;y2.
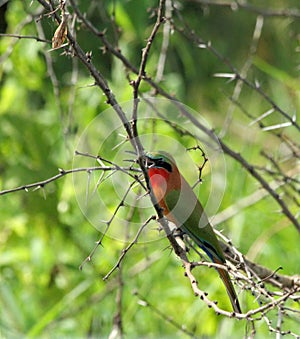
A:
79;180;139;271
64;0;300;232
171;10;300;132
103;215;156;281
187;0;300;18
0;165;139;196
131;0;165;141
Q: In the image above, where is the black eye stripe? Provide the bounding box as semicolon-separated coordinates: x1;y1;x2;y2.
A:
155;159;172;172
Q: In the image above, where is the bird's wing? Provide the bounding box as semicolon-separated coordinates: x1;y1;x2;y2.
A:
165;187;242;313
164;188;225;263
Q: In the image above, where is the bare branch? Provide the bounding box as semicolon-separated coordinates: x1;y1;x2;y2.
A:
0;166;123;196
171;12;300;133
79;180;138;270
131;0;165;139
103;215;156;281
187;0;300;18
0;33;50;43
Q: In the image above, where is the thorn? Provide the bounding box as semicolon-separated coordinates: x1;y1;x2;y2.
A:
85;51;92;62
124;150;137;155
123;158;137;163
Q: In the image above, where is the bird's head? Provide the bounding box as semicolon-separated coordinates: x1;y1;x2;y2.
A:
144;151;174;172
144;151;181;191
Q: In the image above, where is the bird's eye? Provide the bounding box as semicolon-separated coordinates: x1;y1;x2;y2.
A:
156;159;172;172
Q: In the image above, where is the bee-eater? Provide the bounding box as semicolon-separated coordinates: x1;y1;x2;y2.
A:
145;151;241;313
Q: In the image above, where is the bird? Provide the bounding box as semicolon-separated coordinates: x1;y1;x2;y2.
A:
144;151;241;313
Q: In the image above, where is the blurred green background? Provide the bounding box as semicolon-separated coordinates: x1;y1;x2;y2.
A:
0;0;299;337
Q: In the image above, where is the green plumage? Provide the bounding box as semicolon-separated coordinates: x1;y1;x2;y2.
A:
165;189;225;262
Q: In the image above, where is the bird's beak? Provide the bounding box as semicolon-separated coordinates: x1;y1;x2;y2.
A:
143;155;155;169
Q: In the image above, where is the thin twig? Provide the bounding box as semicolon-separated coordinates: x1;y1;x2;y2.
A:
103;215;156;280
131;0;165;149
186;0;300;18
0;33;50;43
79;180;138;270
0;166;137;196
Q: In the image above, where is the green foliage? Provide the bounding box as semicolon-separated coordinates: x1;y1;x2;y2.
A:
1;1;299;338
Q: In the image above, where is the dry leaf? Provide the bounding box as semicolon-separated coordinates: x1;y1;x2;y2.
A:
52;17;68;49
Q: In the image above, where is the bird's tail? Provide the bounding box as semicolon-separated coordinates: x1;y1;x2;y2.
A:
214;257;242;314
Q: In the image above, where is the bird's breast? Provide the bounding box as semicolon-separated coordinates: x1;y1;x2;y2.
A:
148;168;169;200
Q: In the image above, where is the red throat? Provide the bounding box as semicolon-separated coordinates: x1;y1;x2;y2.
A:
148;167;170;186
148;167;170;212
